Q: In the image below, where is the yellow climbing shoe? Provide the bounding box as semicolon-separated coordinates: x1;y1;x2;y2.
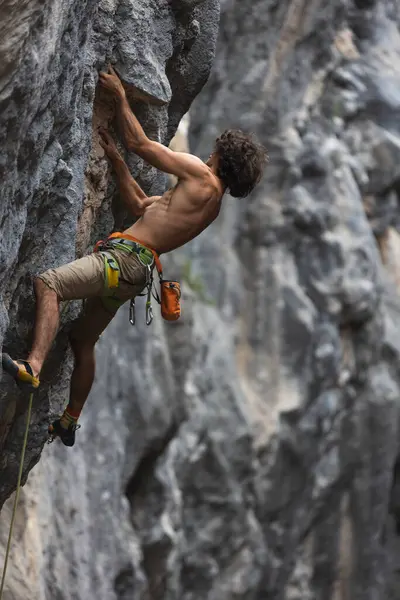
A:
1;354;40;390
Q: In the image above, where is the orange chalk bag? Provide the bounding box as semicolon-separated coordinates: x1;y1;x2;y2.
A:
160;279;181;321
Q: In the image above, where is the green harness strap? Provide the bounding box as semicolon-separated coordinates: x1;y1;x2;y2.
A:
105;238;154;267
0;391;34;599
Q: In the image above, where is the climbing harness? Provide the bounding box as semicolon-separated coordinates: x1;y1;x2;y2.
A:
0;392;34;599
94;232;181;325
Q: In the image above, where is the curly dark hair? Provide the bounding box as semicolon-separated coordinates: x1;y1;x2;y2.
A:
215;129;268;198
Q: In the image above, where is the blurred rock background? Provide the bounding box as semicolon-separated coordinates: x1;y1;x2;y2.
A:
1;0;400;599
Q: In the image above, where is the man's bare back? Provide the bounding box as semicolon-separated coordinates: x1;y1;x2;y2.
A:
126;173;223;254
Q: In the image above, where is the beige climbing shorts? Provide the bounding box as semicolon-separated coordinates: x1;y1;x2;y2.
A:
38;248;148;305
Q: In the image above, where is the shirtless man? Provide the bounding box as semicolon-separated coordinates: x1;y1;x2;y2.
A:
2;66;267;446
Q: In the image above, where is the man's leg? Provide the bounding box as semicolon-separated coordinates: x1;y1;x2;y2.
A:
27;277;61;377
68;340;97;417
51;297;116;442
2;252;105;389
69;298;116;414
49;249;148;445
3;277;61;385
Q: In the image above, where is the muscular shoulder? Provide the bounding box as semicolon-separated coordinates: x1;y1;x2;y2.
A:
174;177;218;209
183;158;216;190
185;153;209;174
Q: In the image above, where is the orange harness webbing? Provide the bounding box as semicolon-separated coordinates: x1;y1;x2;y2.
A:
108;232;163;275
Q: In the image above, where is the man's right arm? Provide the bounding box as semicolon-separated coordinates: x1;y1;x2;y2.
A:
99;67;208;181
116;94;207;180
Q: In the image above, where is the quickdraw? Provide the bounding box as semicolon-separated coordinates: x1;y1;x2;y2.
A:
145;265;155;326
129;298;136;326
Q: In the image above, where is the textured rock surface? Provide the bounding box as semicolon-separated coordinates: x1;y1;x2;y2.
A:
0;0;219;501
0;0;219;597
188;1;400;598
1;0;400;600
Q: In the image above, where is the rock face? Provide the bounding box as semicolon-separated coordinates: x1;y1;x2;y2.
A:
1;1;400;600
0;0;219;597
188;1;400;598
0;0;219;500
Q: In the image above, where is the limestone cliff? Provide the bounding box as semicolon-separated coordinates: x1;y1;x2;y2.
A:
0;0;219;597
188;1;400;598
0;0;219;500
1;0;400;599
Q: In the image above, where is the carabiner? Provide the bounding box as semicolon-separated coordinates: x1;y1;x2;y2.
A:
129;298;136;326
146;300;154;326
145;269;154;326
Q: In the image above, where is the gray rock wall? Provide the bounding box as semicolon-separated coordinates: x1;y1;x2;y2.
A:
188;1;400;598
0;0;219;597
0;0;219;502
2;0;400;599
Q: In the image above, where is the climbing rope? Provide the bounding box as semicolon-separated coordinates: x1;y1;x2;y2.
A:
0;391;33;599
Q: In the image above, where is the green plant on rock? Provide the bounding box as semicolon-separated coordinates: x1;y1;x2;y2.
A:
182;259;215;305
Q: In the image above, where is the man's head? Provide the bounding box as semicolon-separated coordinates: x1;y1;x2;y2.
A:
212;129;268;198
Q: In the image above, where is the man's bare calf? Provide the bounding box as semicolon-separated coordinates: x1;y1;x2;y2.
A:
18;278;61;378
68;338;96;417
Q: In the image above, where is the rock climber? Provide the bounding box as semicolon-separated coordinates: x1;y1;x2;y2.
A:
1;66;267;447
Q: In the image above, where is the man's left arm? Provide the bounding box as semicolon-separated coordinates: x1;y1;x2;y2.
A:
99;128;159;216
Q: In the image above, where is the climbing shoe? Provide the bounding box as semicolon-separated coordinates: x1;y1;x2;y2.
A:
48;419;81;447
2;354;40;390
